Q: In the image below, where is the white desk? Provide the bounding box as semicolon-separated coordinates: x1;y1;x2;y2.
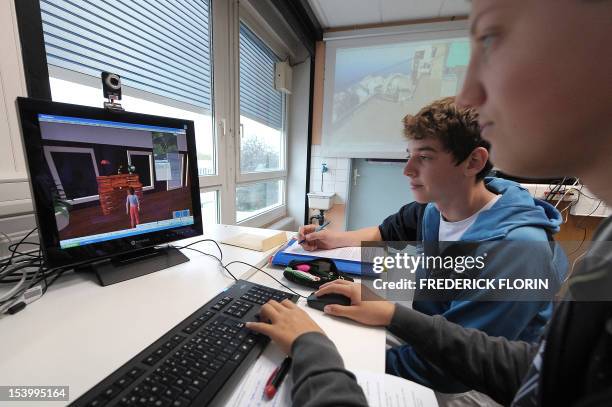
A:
0;224;384;406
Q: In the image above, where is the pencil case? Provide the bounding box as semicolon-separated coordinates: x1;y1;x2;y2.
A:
283;258;353;289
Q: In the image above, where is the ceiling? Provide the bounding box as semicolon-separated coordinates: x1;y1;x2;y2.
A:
307;0;470;30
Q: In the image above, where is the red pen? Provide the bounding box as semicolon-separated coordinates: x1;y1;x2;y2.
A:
264;357;292;399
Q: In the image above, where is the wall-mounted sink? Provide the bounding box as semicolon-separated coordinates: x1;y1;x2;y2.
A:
307;191;335;210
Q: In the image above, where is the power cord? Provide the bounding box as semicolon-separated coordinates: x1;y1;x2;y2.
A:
567;194;604;257
0;228;37;273
224;260;306;299
171;240;306;299
0;227;73;315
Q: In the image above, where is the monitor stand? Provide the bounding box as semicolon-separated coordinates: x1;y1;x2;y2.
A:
82;246;189;286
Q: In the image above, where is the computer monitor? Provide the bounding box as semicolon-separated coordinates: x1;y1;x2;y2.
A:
17;97;203;285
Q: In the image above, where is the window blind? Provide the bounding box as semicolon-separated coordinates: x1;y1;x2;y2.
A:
40;0;212;111
239;23;283;130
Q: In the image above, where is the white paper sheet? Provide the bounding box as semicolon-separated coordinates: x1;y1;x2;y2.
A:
283;240;363;262
225;346;291;407
356;370;439;407
226;348;438;407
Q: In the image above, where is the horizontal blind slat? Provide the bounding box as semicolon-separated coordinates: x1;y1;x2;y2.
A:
41;0;212;111
239;23;282;130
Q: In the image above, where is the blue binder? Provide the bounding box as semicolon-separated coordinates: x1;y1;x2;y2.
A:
271;239;374;275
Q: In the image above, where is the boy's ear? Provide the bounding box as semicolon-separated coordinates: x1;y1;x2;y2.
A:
464;147;489;177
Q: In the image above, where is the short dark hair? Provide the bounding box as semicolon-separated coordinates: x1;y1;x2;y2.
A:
128;187;135;194
403;96;493;181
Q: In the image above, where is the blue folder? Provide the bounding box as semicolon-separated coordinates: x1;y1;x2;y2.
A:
271;239;374;275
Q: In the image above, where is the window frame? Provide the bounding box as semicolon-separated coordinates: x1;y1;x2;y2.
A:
199;186;221;225
234;16;289;226
43;145;99;204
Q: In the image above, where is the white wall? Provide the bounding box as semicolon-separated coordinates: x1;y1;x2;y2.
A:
0;0;36;250
286;58;311;229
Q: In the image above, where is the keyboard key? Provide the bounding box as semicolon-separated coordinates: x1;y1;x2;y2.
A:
171;397;192;407
163;387;181;399
87;396;108;407
102;385;121;399
114;375;132;389
143;355;159;366
191;378;207;390
231;352;244;362
171;335;184;342
182;386;199;400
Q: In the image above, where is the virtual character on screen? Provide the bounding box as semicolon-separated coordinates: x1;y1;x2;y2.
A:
126;187;140;228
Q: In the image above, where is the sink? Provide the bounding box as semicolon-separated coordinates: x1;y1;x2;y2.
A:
307;191;335;210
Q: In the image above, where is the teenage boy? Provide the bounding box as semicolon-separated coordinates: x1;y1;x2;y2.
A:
247;1;612;406
299;97;567;394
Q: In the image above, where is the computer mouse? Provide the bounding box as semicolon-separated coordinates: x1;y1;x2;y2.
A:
306;292;351;311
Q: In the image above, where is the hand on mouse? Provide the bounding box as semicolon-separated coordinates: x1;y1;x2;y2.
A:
246;299;325;355
315;280;396;326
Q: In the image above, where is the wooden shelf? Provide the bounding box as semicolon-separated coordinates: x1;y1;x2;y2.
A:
97;174;143;215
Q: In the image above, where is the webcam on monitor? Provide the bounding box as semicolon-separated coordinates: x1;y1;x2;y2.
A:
102;71;124;112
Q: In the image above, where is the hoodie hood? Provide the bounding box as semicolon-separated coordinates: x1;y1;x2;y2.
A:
422;177;563;241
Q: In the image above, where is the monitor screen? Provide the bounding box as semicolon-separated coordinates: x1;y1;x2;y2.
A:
18;98;203;267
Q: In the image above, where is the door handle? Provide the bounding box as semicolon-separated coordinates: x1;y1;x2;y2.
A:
353;168;361;186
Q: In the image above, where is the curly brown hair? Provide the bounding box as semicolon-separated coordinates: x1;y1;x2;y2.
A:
403;96;492;181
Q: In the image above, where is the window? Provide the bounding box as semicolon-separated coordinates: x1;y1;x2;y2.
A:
39;0;217;188
237;23;287;224
236;180;283;223
200;190;219;226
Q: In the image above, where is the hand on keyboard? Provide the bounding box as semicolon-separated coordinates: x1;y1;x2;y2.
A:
246;299;325;354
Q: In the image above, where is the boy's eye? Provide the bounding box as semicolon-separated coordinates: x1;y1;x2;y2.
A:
406;154;431;161
477;33;497;52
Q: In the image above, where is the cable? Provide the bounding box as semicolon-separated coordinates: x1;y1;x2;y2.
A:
567;198;603;257
172;241;305;298
0;269;27;303
178;239;223;261
224;260;306;299
554;178;580;209
545;177;567;203
0;231;12;259
174;245;238;281
0;228;37;274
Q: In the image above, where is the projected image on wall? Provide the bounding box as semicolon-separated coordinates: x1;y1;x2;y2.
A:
328;38;470;147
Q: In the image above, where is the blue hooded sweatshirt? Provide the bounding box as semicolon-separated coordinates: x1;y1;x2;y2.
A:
382;177;568;393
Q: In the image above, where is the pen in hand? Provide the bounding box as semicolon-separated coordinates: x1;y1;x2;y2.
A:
298;220;331;245
264;357;292;399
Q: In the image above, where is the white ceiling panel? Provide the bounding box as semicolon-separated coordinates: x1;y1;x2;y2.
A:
439;0;471;17
380;0;444;22
308;0;470;29
311;0;382;28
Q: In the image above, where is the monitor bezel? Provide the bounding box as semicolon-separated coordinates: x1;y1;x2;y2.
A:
17;97;204;268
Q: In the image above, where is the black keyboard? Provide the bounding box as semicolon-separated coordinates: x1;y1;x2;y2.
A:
72;280;298;407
